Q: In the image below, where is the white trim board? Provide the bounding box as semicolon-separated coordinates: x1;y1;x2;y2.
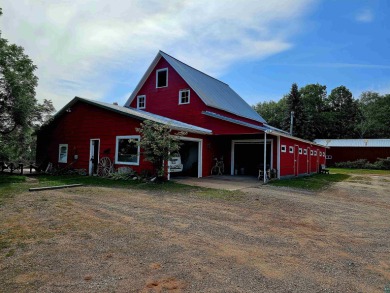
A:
115;135;140;166
89;138;100;176
176;136;203;178
230;139;273;175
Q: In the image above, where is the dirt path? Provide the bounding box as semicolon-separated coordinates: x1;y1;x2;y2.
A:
1;174;389;292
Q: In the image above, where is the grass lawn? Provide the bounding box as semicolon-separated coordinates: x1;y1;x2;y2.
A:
0;174;239;204
328;168;390;175
268;173;350;190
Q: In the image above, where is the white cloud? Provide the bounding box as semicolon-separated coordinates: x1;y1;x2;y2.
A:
0;0;316;110
355;9;374;23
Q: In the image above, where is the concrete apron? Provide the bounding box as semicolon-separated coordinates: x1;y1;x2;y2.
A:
172;175;261;191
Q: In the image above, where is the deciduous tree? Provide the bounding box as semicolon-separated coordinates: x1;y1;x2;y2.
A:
135;120;187;178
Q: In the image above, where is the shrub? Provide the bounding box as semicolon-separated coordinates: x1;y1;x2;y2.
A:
335;158;390;170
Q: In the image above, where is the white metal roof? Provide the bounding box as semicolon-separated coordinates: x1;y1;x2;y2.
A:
56;97;213;135
314;139;390;147
125;51;266;124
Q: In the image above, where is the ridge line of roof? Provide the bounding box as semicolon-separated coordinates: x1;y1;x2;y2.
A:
159;50;228;86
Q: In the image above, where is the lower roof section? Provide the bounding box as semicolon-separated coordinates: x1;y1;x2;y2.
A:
314;139;390;147
203;111;326;148
54;97;213;135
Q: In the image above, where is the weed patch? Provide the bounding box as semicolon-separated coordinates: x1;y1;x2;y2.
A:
269;174;350;190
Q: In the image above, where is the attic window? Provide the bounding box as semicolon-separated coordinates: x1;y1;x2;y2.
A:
179;89;190;104
289;146;294;153
304;149;307;155
137;95;146;109
156;68;168;88
281;145;286;153
299;148;302;154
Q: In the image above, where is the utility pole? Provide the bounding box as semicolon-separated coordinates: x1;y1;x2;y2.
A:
290;111;294;136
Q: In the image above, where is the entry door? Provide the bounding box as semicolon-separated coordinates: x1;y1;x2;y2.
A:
294;145;299;176
89;139;100;175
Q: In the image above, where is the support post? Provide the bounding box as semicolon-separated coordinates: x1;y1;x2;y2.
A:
264;132;267;184
290;111;294;136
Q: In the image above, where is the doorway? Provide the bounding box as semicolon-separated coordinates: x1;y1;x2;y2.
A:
169;137;202;178
231;139;273;176
294;145;299;176
89;139;100;176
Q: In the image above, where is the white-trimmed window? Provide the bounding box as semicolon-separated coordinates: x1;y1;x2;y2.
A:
310;150;313;155
323;152;326;157
319;151;322;156
299;148;302;154
179;89;190;104
314;151;317;156
281;145;287;153
289;146;294;153
156;68;168;88
137;95;146;109
304;149;307;155
58;144;68;163
326;155;333;159
115;135;140;165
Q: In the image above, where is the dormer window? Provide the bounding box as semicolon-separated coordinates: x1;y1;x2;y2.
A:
156;68;168;88
179;89;190;104
137;95;146;109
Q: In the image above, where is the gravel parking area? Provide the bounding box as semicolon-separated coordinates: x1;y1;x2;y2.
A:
1;174;389;292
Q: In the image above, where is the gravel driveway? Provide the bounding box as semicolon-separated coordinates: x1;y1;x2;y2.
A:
1;174;389;292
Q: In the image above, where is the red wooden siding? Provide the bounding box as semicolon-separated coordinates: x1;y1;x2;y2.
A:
37;101;213;177
129;58;264;135
38;102;152;174
326;147;390;165
279;136;326;177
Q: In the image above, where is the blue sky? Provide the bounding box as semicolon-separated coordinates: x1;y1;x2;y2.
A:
1;0;389;110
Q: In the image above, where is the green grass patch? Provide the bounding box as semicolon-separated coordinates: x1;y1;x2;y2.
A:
0;174;237;203
0;174;26;184
328;168;390;175
268;173;350;191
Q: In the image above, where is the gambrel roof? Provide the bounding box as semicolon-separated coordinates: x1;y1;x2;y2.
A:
125;51;266;124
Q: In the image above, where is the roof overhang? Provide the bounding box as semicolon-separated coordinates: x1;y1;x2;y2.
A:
203;111;328;148
43;96;213;135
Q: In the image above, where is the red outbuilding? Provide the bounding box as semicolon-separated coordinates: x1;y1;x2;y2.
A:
314;139;390;165
37;51;327;180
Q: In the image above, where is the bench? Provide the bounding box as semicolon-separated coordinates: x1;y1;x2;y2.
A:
319;164;329;174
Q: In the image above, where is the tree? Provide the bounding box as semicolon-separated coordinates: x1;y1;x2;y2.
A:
324;86;359;138
284;83;306;137
135;120;187;178
0;8;55;162
299;83;327;140
0;35;38;135
357;91;390;138
253;97;288;130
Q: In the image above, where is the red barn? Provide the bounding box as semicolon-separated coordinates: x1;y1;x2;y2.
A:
37;51;327;180
314;139;390;165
